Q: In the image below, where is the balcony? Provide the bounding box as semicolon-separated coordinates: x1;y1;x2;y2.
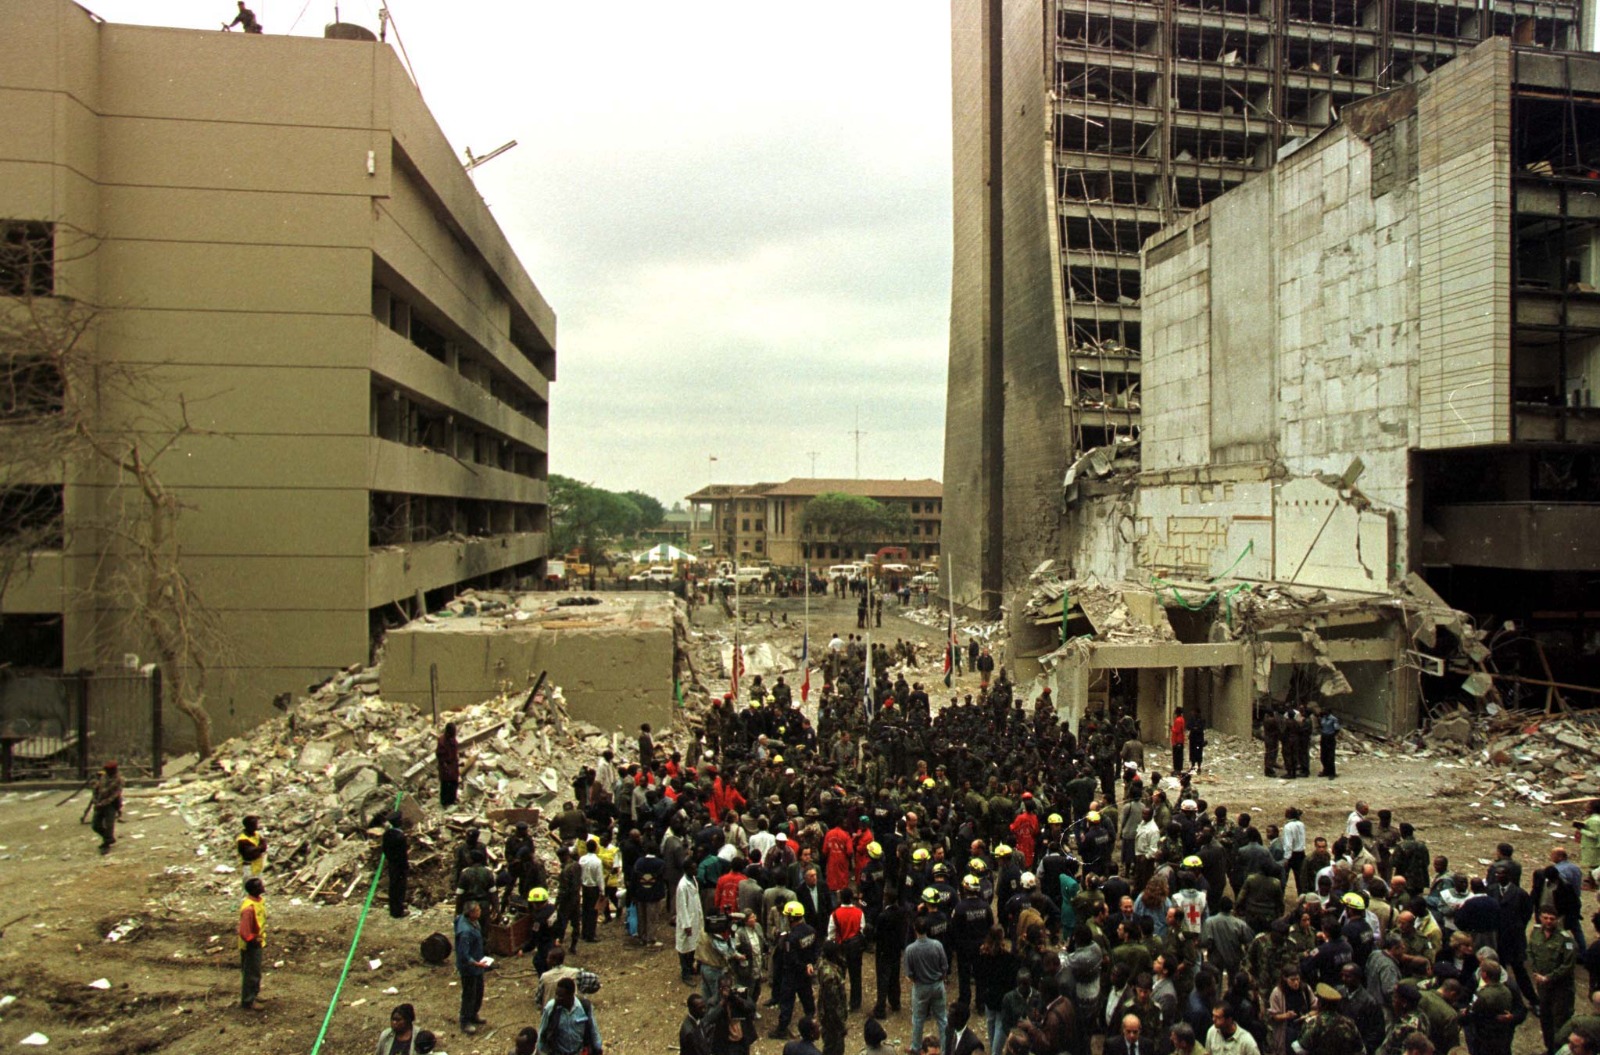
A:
367;531;547;606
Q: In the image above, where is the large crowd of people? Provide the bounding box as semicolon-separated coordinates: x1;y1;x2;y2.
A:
218;642;1600;1055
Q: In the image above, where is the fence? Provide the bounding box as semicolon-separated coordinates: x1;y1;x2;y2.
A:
0;668;162;782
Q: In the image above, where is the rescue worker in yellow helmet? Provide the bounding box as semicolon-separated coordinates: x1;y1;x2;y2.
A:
771;900;819;1039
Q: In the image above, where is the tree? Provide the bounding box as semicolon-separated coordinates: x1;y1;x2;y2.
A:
548;475;642;588
799;493;911;554
0;225;227;757
622;490;666;534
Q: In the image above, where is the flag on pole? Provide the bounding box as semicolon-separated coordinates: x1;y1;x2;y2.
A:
800;632;810;703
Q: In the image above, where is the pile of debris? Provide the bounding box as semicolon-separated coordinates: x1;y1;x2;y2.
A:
1472;711;1600;806
155;666;629;906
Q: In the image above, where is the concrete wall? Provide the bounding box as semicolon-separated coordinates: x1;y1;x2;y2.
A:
996;0;1069;593
944;0;1063;613
0;2;554;741
1417;40;1512;448
1125;57;1452;592
945;0;1000;613
379;595;676;734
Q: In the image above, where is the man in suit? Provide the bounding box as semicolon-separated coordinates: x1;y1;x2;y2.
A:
1105;1013;1149;1055
948;1001;985;1055
799;866;834;931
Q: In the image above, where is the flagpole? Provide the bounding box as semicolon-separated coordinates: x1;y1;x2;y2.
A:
733;551;742;699
802;563;810;705
863;567;873;719
946;559;958;689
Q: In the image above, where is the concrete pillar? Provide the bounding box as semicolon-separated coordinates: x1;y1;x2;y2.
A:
1051;660;1091;737
1215;664;1254;739
1137;668;1167;743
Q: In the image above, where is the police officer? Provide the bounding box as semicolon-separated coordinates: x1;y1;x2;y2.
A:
951;874;994;1006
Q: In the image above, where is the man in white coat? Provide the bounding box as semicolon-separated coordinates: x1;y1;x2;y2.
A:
676;873;703;985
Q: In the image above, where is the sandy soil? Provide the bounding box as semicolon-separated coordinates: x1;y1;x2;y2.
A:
0;594;1588;1054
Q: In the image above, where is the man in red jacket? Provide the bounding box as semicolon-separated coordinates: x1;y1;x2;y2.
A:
1170;709;1187;775
822;822;854;893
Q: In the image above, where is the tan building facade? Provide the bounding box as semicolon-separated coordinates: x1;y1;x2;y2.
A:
0;3;554;738
686;478;942;566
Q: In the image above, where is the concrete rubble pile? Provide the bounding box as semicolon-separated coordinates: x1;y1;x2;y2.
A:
1472;711;1600;805
155;665;620;905
897;603;1001;644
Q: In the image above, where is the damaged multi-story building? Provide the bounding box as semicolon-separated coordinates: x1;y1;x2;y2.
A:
1;2;555;739
1007;39;1600;739
944;0;1591;617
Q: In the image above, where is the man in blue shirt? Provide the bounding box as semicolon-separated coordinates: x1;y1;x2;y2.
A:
456;902;492;1035
904;915;950;1054
1318;709;1342;779
539;976;603;1055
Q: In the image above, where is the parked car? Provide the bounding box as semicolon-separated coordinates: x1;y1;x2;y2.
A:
911;572;940;587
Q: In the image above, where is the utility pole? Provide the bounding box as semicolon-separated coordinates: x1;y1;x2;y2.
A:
806;451;820;478
849;407;868;480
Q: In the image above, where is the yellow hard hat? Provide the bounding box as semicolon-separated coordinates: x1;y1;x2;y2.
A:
1086;811;1101;823
921;886;941;905
1047;813;1064;825
969;857;988;875
784;900;806;917
995;844;1013;858
867;842;883;859
529;887;550;903
912;848;931;864
962;874;982;892
922;778;936;788
1183;856;1203;869
1341;891;1366;910
772;755;783;764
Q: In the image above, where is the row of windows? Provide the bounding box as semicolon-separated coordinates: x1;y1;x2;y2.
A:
369;490;546;547
373;278;549;429
370;381;546;479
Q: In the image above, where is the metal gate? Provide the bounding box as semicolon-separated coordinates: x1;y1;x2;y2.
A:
0;668;162;782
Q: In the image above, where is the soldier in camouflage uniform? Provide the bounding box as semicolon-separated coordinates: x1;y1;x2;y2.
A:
1379;984;1428;1055
1294;984;1364;1055
1248;921;1296;1000
817;941;849;1055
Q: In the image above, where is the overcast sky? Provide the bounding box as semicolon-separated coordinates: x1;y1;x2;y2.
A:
92;0;955;509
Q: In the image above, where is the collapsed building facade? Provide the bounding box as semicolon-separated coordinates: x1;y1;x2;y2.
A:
1011;40;1600;738
944;0;1591;616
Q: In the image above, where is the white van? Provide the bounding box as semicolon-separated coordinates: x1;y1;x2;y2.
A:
827;563;862;579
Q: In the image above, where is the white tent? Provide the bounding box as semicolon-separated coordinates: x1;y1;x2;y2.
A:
633;543;690;563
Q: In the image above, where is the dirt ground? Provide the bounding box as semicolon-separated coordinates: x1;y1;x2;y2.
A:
0;593;1588;1054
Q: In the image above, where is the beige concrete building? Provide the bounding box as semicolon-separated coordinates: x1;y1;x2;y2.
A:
943;0;1591;616
686;478;943;566
1016;41;1600;740
0;2;555;738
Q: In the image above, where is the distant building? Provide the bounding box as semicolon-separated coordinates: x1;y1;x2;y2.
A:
639;506;693;547
0;3;554;738
686;479;942;566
